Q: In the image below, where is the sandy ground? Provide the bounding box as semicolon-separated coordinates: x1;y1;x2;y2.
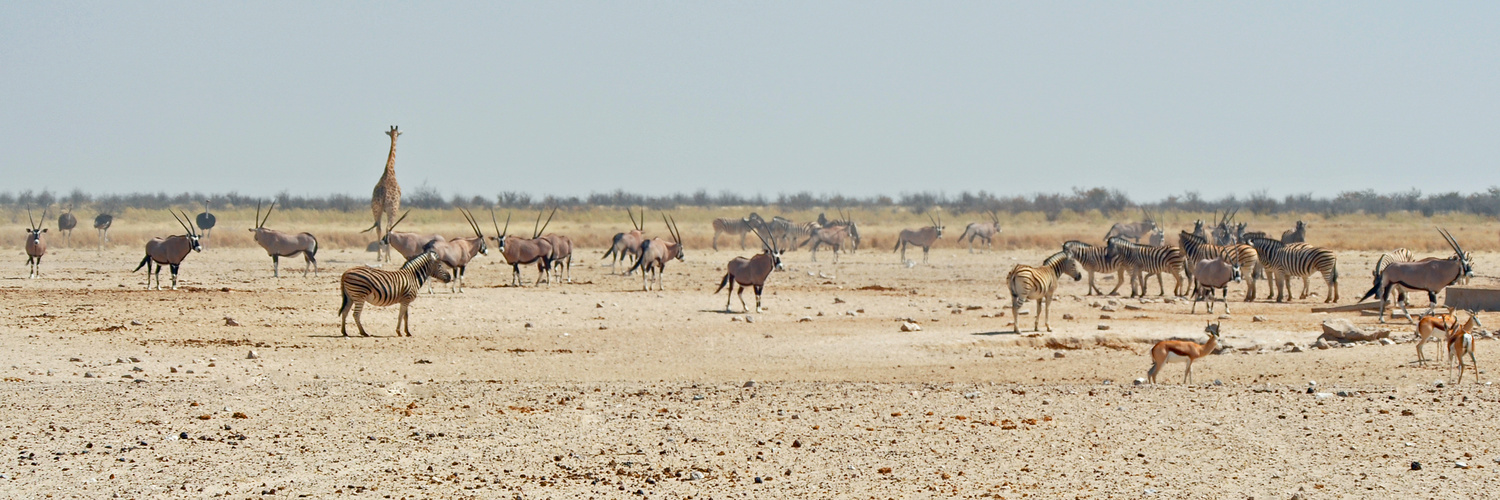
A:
3;244;1500;498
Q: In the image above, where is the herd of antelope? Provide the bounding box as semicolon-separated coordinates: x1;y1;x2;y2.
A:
11;127;1491;383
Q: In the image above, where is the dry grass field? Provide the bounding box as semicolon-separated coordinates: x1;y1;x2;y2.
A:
3;212;1500;498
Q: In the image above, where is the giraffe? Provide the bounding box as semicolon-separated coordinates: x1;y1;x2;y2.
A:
366;126;403;261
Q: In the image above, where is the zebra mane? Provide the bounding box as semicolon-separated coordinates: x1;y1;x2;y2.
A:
402;251;438;271
1042;251;1071;268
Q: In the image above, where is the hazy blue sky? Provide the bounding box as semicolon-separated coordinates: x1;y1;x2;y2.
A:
3;2;1497;201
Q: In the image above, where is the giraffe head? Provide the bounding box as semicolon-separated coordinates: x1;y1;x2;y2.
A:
386;126;401;140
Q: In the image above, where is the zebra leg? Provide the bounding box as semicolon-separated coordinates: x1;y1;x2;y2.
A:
352;301;369;337
339;293;353;336
712;232;719;251
1107;270;1124;296
1011;299;1023;334
399;302;411;337
1155;273;1166;297
1244;271;1256;302
1041;295;1051;332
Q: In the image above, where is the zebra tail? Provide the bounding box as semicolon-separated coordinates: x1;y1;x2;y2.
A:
133;254;151;273
338;288;353;317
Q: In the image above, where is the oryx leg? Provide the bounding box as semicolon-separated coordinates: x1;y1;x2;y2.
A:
737;285;750;313
753;285;764;312
272;255;280;278
169;264;180;290
922;246;930;263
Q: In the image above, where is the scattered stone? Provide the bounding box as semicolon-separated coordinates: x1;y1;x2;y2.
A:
1380;338;1395;345
743;380;757;388
745;316;756;324
731;316;742;322
1124;304;1143;311
1016;309;1031;316
1101;305;1117;312
1089;301;1101;308
69;357;82;362
1411;461;1422;471
170;367;178;373
246;350;259;360
900;322;922;332
84;372;97;378
131;366;143;372
1336;390;1354;397
1107;299;1120;306
983;351;994;358
1313;338;1331;349
1456;461;1469;469
833;297;846;304
1289;345;1304;353
232;412;249;419
1314;392;1333;400
1320;318;1390;342
598;325;608;330
224;317;240;327
1252;315;1267;323
1133;378;1146;386
1217;315;1231;320
1097;324;1110;331
692;394;704;401
1100;314;1112;320
1062;314;1075;320
596;302;604;308
1213;379;1223;386
1435;380;1446;388
130;320;143;326
524;322;534;328
798;317;813;323
689;471;703;481
1053;351;1065;359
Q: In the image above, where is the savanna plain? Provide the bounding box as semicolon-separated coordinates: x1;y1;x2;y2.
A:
5;208;1500;499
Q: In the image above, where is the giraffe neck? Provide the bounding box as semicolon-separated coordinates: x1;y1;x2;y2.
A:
383;137;398;178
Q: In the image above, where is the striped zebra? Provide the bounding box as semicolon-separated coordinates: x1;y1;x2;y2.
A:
1178;231;1261;301
1244;236;1338;303
1372;248;1417;318
785;221;822;251
1106;237;1187;297
1062;240;1125;296
765;216;800;250
338;250;452;337
711;213;764;251
1007;251;1081;333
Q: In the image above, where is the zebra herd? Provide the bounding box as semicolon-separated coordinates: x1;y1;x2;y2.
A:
1009;217;1346;334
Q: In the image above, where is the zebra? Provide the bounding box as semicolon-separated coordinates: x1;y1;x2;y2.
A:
786;221;822;251
1282;220;1308;244
1371;248;1417;319
337;249;452;337
1007;251;1081;333
1243;236;1338;303
1061;240;1125;296
1106;237;1186;297
819;209;861;252
764;216;798;249
711;213;763;251
1178;231;1260;301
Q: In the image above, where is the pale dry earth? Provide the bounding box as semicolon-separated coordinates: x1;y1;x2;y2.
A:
3;244;1500;499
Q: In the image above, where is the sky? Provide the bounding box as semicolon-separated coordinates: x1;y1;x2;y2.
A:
2;2;1498;202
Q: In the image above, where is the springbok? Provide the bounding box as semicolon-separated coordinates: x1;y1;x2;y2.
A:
380;211;446;261
196;201;217;248
715;228;785;312
133;210;203;290
627;215;685;291
1414;311;1458;365
1147;322;1221;384
1360;228;1472;323
431;208;489;292
1447;311;1482;384
1104;208;1156;243
1190;258;1241;314
492;209;555;286
338;246;451;337
894;213;944;263
56;208;76;248
957;211;1001;253
24;209;47;279
93;213;114;251
248;201;320;278
603;208;646;274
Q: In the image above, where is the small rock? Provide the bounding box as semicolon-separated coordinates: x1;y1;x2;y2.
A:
69;357;82;362
1053;351;1065;359
246;350;259;360
169;367;178;373
743;380;757;388
224;317;239;327
1097;324;1110;331
1456;461;1469;469
798;317;813;323
964;391;980;399
1107;299;1120;306
1124;304;1143;311
131;366;143;372
754;477;763;484
1289;345;1304;353
1213;379;1222;386
524;322;534;328
1252;315;1267;323
596;302;605;308
983;351;994;358
1101;305;1117;312
689;471;703;481
1133;378;1146;386
1412;461;1422;470
130;320;143;326
1380;338;1395;345
1336;390;1354;397
1016;309;1031;316
84;372;97;378
833;297;846;304
1217;315;1231;320
1099;314;1112;320
731;316;742;322
900;322;922;332
692;394;704;401
745;315;756;324
598;325;608;330
1314;392;1333;399
1061;313;1075;320
1314;338;1331;349
1435;380;1446;388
